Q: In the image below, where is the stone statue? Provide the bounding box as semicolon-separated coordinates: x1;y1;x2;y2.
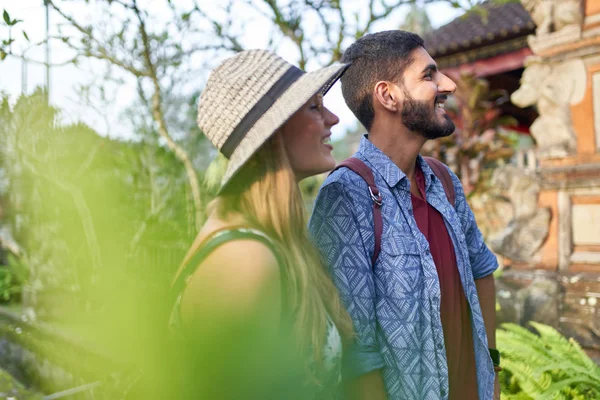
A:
488;165;550;263
511;56;586;159
520;0;582;36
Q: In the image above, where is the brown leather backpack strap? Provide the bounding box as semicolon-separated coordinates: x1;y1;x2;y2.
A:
331;158;382;267
424;156;456;207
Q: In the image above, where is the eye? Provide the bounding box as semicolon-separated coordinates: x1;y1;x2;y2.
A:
309;94;324;112
423;72;433;81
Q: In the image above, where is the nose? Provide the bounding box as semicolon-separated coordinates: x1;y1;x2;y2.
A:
324;106;339;127
438;72;457;94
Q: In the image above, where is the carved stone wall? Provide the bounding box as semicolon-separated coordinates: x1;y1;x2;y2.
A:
495;0;600;353
511;57;587;159
488;165;550;262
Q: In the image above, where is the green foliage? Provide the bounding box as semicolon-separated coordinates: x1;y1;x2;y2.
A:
0;367;42;399
498;322;600;399
2;10;22;26
0;89;201;366
1;8;25;61
0;255;28;304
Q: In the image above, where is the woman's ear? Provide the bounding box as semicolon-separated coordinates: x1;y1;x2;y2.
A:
373;81;399;112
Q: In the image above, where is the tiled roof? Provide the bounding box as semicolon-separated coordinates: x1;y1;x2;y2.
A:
424;1;535;58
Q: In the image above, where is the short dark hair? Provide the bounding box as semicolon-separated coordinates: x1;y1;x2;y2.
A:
340;30;424;130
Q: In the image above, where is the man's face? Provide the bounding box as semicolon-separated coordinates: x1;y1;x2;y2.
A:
394;47;457;139
401;90;455;140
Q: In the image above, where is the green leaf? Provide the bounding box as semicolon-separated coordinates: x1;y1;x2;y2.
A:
23;31;29;41
3;10;10;25
0;49;6;61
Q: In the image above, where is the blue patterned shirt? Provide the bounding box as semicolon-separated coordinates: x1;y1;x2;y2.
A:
308;137;498;400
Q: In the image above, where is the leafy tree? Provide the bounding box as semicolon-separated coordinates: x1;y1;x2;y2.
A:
0;90;195;327
0;9;26;61
2;1;521;225
400;3;434;36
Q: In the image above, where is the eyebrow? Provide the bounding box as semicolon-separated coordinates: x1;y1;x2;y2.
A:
421;64;438;75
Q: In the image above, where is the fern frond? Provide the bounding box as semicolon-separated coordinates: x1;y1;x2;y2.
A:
534;362;600;387
501;358;552;395
537;377;600;400
499;322;600;400
499;323;558;363
500;323;541;341
567;337;600;375
529;322;594;371
500;392;533;400
498;331;555;367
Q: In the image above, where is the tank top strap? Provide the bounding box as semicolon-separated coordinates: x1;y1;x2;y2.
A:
169;228;285;330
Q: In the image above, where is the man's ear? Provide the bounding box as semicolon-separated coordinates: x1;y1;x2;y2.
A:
374;81;399;112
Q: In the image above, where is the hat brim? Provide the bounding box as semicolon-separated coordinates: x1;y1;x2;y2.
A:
219;62;350;191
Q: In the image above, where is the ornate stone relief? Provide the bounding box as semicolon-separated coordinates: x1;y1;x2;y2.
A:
511;56;587;159
488;165;551;262
520;0;583;53
521;0;582;35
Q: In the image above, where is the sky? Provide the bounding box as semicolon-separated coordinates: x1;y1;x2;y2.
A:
0;0;466;141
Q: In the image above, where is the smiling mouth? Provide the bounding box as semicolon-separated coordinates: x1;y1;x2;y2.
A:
322;136;331;144
435;95;447;110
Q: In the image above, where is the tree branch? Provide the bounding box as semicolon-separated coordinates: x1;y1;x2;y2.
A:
132;0;204;229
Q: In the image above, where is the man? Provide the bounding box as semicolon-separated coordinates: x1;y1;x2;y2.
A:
309;30;500;400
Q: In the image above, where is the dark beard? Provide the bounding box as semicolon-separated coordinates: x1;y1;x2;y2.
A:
401;93;455;140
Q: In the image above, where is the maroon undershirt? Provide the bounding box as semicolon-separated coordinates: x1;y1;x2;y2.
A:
411;164;478;400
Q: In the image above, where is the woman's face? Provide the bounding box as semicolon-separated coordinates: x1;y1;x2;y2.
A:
281;94;339;180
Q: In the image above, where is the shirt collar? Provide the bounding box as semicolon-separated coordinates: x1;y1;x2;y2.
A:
356;135;438;190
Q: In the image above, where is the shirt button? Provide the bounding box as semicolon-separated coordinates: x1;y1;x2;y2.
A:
441;388;447;397
437;343;443;350
425;249;431;256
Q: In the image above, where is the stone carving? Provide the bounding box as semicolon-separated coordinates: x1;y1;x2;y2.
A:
520;0;582;36
496;276;560;327
488;165;551;262
511;56;587;159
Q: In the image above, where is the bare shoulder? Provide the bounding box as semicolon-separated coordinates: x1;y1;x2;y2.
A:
200;238;280;283
180;238;282;324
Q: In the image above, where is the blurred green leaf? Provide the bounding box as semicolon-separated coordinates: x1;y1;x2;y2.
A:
3;10;10;25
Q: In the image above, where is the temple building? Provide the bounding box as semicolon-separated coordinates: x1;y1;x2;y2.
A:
425;0;600;357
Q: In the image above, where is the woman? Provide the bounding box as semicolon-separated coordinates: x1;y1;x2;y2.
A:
169;50;353;399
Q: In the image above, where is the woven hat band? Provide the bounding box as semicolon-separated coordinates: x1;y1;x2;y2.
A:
220;65;304;158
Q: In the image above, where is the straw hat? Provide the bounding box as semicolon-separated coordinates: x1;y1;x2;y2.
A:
197;49;349;190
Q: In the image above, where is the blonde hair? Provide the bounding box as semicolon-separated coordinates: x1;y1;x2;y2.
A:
208;133;353;380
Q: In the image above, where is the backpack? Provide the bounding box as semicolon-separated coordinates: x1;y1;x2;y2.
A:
331;156;456;266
